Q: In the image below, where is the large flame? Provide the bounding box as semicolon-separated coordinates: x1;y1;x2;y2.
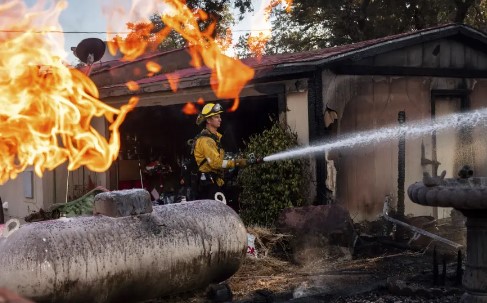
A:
0;1;137;184
0;0;285;185
161;1;254;100
107;0;255;112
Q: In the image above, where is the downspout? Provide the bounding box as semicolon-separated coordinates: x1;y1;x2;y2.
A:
396;111;406;240
397;111;406;217
307;69;329;204
278;92;287;125
53;168;57;203
0;197;4;224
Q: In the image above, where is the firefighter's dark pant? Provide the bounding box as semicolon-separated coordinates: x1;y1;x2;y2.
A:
195;173;224;201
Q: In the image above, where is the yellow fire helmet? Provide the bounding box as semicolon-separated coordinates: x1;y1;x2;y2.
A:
196;103;223;125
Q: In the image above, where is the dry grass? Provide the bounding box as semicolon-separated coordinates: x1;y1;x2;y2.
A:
147;223;461;303
246;225;293;258
228;226;302;299
229;255;301;298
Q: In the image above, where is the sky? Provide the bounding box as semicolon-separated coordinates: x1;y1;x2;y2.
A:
59;0;109;64
22;0;267;65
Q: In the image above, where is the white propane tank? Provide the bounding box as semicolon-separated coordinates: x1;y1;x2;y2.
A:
0;200;247;303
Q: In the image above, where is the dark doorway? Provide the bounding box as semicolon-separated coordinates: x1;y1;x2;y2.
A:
115;95;279;206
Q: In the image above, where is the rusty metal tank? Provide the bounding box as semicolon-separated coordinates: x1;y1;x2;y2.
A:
0;200;247;303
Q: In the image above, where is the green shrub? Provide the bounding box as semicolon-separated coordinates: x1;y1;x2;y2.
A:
237;120;310;226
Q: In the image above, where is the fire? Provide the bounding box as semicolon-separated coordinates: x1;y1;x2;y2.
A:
0;0;286;185
228;97;240;112
182;103;198;115
0;1;137;184
146;61;162;76
108;22;171;62
247;0;293;58
161;0;254;104
126;80;140;91
108;0;255;108
166;73;180;93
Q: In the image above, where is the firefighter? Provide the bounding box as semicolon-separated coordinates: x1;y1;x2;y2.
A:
193;103;247;201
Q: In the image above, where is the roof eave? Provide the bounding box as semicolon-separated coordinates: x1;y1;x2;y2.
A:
276;24;487;70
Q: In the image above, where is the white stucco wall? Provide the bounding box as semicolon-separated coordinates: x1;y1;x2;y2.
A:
0;169;44;221
0;116;110;220
285;91;316;203
50;116;109;205
286;91;309;145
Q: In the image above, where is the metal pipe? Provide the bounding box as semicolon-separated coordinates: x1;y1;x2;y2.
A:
397;111;406;218
0;197;4;224
0;200;247;303
382;197;462;249
65;168;70;203
396;111;407;240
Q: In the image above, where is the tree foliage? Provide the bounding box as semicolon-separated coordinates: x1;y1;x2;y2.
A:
236;0;487;56
123;0;255;52
237;120;310;226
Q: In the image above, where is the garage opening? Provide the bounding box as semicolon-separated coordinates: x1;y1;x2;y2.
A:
114;95;279;210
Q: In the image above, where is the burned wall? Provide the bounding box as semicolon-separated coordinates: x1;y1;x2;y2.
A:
322;72;487;221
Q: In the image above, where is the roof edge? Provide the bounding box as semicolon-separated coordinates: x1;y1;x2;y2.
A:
278;24;486;69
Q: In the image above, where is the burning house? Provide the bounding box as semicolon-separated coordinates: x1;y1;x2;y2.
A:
3;23;487;223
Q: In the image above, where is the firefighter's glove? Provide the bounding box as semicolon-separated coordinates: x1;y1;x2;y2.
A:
235;158;247;167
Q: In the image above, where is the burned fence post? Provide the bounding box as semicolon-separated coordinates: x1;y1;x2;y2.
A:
396;111;406;240
441;256;447;286
456;249;463;286
433;246;439;286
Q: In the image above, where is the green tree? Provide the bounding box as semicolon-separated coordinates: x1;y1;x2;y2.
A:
236;0;487;56
237;120;310;226
235;6;329;57
122;0;255;52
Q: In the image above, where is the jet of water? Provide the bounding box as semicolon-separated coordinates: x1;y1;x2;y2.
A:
264;108;487;162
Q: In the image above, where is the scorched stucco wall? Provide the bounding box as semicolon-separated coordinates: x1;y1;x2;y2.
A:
324;73;486;221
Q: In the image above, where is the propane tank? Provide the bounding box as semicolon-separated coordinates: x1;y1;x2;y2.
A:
0;200;247;303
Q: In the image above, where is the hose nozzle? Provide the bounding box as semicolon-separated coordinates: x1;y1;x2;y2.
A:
248;153;264;165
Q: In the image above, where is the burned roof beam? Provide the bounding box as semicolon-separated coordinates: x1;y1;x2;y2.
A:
330;65;487;78
308;70;331;205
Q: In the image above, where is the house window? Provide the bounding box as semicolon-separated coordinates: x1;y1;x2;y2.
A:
23;171;34;199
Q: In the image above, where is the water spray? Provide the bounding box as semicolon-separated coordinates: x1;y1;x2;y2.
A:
263;108;487;162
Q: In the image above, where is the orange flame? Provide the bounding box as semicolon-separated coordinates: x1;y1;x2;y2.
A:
146;61;162;74
108;22;171;62
182;102;198;115
228;97;240;112
162;0;255;99
0;1;137;184
126;80;140;91
248;33;270;59
166;73;180;92
247;0;293;58
108;0;255;103
216;28;233;52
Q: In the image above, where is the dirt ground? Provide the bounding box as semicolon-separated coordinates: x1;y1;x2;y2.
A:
155;252;463;303
153;218;467;303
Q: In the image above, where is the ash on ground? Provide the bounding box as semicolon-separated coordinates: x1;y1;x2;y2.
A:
149;210;466;303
